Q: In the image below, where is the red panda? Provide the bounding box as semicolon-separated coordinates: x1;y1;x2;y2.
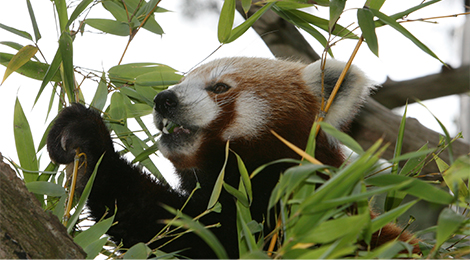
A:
47;57;418;258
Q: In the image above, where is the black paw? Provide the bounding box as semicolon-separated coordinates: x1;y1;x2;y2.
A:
47;103;114;165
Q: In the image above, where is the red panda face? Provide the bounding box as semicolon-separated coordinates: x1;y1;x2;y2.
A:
153;57;371;170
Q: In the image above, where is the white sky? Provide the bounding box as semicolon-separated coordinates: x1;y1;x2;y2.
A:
0;0;467;178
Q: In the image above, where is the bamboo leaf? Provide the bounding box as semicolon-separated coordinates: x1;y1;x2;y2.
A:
25;181;65;196
224;182;249;207
217;0;236;43
366;174;454;205
233;151;252;204
2;45;38;85
35;49;62;106
102;0;131;22
132;142;159;164
26;0;41;42
67;154;103;233
83;238;108;259
54;0;69;32
162;205;229;259
124;243;152;259
435;208;465;251
357;8;378;56
227;2;274;43
371;200;417;232
67;0;94;28
135;71;182;87
329;0;345;33
14;98;38;182
90;73;108;112
85;18;130;36
0;41;25;52
0;23;33;41
366;0;386;10
370;9;444;64
142;17;164;35
58;32;75;102
0;52;61;82
385;104;407;211
208;141;230;209
319;122;364;155
74;216;115;250
241;0;251;15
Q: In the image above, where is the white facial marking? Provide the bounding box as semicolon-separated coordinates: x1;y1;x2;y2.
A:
222;92;270;140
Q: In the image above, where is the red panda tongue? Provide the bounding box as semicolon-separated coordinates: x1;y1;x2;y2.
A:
173;126;190;134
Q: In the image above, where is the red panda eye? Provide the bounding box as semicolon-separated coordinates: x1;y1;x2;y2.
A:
209;83;230;94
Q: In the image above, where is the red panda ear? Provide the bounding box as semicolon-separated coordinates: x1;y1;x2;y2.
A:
302;59;374;130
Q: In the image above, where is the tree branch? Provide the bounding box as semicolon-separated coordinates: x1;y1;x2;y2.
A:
237;4;470;174
0;153;86;259
376;65;470;109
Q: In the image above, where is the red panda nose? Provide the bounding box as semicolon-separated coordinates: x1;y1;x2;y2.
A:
154;90;178;117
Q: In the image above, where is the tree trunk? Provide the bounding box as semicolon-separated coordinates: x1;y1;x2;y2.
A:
237;4;470;174
0;153;86;259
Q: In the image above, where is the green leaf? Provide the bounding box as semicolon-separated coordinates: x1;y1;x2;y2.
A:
54;0;69;32
329;0;346;33
300;214;367;244
217;0;236;43
2;45;38;85
233;151;252;205
416;100;454;163
0;52;60;82
0;41;25;52
435;208;465;251
236;206;258;252
163;206;229;259
357;8;378;56
269;164;328;210
124;243;152;259
208;141;230;209
241;0;251;15
90;73;109;111
35;49;62;106
385;104;407;211
0;23;33;41
67;154;104;233
273;8;330;56
371;200;417;232
366;174;454;205
103;1;132;22
224;182;249;207
25;181;65;196
14;98;38;182
26;0;41;42
399;143;429;176
132;142;159;164
109;62;177;82
85;18;130;36
375;0;440;28
226;2;274;43
83;237;108;259
67;0;94;28
74;216;114;250
319;122;364;155
135;71;182;87
58;32;75;102
366;0;386;10
142;16;164;35
370;8;444;64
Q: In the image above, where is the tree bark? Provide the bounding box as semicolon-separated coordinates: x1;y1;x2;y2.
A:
0;153;86;259
238;3;470;174
377;65;470;109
